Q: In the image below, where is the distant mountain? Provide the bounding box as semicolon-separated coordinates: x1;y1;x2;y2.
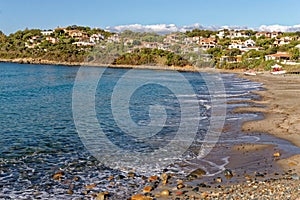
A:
105;23;300;34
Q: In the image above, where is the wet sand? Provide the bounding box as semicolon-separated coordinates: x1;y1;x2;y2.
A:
239;73;300;175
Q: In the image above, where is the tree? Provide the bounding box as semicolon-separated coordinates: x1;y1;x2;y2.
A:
207;47;222;58
290;48;300;60
0;31;6;43
224;48;242;56
243;49;264;59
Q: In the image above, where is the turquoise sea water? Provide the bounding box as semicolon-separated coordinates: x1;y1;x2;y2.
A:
0;62;265;198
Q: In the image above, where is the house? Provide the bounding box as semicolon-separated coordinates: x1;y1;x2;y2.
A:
29;36;42;43
67;30;88;39
216;31;225;39
142;42;158;49
41;30;54;36
244;39;256;47
199;38;217;50
228;40;245;49
123;38;134;46
228;39;258;52
157;43;170;51
229;43;246;50
107;34;120;43
90;34;105;43
265;52;291;61
270;31;283;39
163;34;179;44
45;36;58;44
220;55;242;63
273;37;291;47
255;32;271;38
184;36;201;45
72;41;95;46
227;30;249;39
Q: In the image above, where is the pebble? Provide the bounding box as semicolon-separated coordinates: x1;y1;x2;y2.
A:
187;168;206;180
85;183;97;189
131;194;152;200
107;175;114;181
148;175;159;182
128;172;136;178
177;183;185;189
160;189;170;196
161;173;169;185
67;189;73;195
96;192;109;200
73;176;80;181
143;186;153;193
224;169;233;179
201;192;209;198
52;171;64;181
273;152;281;157
215;177;223;183
291;173;300;180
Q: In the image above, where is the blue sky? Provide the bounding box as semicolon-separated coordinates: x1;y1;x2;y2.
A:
0;0;300;34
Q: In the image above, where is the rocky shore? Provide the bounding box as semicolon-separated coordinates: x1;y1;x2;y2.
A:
49;72;300;199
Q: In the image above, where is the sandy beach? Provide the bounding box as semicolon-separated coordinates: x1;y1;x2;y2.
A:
240;73;300;175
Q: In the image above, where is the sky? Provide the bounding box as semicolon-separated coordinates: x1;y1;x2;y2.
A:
1;0;300;34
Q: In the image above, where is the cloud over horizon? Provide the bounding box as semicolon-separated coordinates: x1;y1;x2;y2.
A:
105;23;300;34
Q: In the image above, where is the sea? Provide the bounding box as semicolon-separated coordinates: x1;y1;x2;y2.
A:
0;62;294;199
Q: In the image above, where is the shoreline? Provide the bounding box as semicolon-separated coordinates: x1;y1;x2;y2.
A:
237;73;300;175
1;59;300;198
0;57;243;73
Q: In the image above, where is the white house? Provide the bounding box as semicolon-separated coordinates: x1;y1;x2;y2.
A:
216;31;225;39
41;30;54;36
107;34;120;43
90;34;105;43
199;38;217;50
227;30;249;39
72;41;96;46
244;39;256;47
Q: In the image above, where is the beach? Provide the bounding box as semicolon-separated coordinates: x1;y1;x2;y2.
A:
240;73;300;174
127;73;300;200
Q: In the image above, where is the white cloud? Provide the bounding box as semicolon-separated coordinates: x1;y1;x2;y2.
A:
258;24;300;32
105;23;300;34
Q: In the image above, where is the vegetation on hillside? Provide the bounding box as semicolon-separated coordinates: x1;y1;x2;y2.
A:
112;48;190;66
1;26;300;70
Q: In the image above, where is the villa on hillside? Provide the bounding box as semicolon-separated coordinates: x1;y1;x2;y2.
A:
199;38;217;50
41;30;54;36
66;30;88;39
184;36;201;45
273;36;292;46
228;39;258;52
164;34;180;44
227;30;250;39
220;55;243;63
255;31;282;38
107;34;120;43
265;52;291;62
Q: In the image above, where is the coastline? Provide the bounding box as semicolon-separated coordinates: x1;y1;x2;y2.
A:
237;73;300;175
0;57;243;73
1;60;300;198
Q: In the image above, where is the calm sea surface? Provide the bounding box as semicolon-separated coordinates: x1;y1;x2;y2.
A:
0;62;263;198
